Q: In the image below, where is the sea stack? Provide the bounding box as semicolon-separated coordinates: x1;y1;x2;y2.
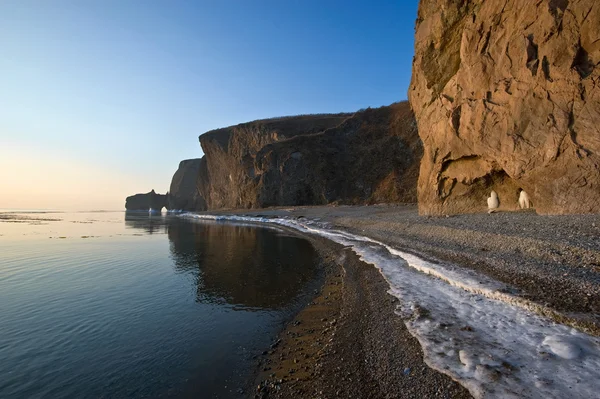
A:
125;189;168;211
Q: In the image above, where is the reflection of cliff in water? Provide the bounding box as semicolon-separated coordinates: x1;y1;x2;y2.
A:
124;212;168;235
167;220;319;310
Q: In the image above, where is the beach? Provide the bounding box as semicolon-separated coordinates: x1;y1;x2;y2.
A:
191;204;600;398
252;233;470;398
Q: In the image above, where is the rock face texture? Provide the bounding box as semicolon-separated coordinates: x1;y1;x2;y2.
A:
125;189;168;211
167;158;207;211
199;113;350;209
254;103;421;207
409;0;600;215
198;102;422;209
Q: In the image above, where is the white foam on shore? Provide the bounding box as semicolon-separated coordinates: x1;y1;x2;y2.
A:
182;213;600;399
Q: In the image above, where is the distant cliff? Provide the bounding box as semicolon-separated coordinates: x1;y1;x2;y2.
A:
125;190;168;211
189;102;421;210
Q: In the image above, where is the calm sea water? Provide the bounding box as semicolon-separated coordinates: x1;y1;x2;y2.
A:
0;211;319;398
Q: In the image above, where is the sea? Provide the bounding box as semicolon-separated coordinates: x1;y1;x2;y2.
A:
0;210;320;398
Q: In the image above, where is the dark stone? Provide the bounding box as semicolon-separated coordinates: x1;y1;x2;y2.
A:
167;158;207;211
125;189;168;211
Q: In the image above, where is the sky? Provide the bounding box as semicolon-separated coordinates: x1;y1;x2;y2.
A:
0;0;419;211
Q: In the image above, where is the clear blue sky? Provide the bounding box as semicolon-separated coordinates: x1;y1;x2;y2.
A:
0;0;419;210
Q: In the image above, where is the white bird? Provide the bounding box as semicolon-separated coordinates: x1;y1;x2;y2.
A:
518;190;531;209
487;190;499;213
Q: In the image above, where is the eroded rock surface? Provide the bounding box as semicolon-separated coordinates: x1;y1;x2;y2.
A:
197;103;421;209
125;189;168;211
410;0;600;215
254;103;422;206
167;158;207;211
199;113;350;209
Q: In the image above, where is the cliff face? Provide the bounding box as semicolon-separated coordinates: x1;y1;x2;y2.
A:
409;0;600;215
199;114;350;209
125;190;168;211
167;158;207;211
254;103;421;206
197;102;421;209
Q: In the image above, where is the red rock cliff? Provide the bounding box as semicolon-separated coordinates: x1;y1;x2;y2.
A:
409;0;599;215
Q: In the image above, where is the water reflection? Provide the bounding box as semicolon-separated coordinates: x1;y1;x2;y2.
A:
0;212;321;399
169;220;318;309
124;211;168;235
125;214;319;310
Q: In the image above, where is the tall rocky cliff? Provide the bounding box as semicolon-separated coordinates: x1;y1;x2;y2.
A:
409;0;599;215
167;158;207;211
199;114;349;209
253;103;421;206
190;102;421;210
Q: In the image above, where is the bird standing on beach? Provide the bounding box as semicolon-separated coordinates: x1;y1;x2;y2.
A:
487;190;499;213
518;190;531;209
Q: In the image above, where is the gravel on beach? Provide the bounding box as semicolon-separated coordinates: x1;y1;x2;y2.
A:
239;205;600;330
252;234;470;399
206;204;600;398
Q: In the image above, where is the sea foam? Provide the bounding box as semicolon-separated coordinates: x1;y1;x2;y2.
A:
182;213;600;399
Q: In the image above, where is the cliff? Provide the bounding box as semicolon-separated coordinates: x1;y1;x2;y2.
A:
125;189;168;211
199;113;350;209
409;0;600;215
254;103;421;206
197;102;422;209
167;158;207;211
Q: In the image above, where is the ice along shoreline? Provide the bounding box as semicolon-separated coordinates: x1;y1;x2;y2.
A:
182;211;600;399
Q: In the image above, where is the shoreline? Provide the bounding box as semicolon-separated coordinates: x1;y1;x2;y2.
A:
185;204;600;398
198;204;600;331
249;229;470;398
